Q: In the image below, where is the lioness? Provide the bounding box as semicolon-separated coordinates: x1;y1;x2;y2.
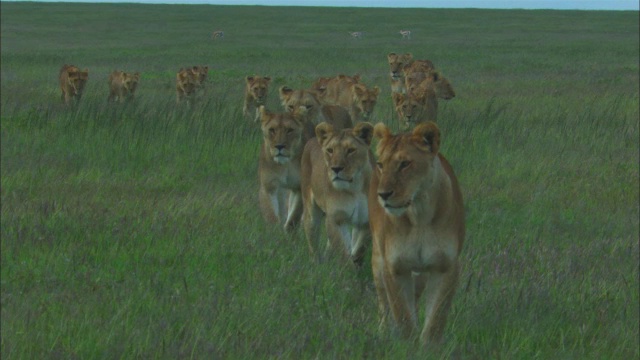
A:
369;122;464;346
59;64;89;105
108;70;140;103
403;60;438;95
312;75;379;122
407;70;455;100
258;106;311;232
243;75;272;122
387;52;413;80
176;67;199;104
279;86;353;132
392;90;438;129
301;121;374;265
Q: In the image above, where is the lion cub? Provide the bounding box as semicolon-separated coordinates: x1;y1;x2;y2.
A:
59;64;89;105
258;106;312;232
243;75;271;122
176;66;208;104
108;71;140;103
369;122;465;346
301;122;374;265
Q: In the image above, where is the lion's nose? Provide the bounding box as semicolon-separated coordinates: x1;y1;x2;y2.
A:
275;145;285;151
378;191;393;201
331;166;344;174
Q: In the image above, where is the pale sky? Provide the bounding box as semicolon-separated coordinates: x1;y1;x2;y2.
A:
5;0;640;10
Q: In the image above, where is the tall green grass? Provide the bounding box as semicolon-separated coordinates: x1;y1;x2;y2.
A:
1;2;638;358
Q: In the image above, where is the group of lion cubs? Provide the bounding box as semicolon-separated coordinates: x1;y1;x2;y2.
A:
252;52;464;347
58;53;464;347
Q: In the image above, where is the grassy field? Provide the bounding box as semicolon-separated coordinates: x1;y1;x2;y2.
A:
1;2;639;358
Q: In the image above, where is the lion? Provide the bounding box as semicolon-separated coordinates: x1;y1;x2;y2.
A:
59;64;89;105
107;70;140;103
403;60;439;95
407;70;455;100
176;67;200;104
392;90;438;129
311;75;378;122
369;121;465;346
387;52;413;81
258;106;312;232
243;75;272;122
279;86;353;132
301;121;374;265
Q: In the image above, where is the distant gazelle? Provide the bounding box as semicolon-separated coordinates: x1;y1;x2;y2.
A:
349;31;363;40
212;30;224;40
400;30;411;40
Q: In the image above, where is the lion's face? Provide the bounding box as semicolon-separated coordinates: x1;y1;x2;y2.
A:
387;52;412;79
68;70;89;95
177;69;198;94
408;71;455;100
192;66;208;86
279;86;322;123
246;76;271;104
392;92;428;129
316;122;373;191
122;72;140;93
353;84;380;120
260;107;304;165
373;122;441;217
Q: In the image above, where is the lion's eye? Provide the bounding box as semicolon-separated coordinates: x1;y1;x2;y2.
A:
287;105;294;111
305;105;313;110
286;128;294;134
376;162;383;170
326;148;333;154
269;128;276;135
347;148;355;155
399;161;412;170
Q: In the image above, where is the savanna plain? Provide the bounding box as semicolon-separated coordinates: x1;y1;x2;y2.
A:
1;2;638;359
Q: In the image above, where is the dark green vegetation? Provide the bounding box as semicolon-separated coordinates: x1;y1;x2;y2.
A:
1;2;638;358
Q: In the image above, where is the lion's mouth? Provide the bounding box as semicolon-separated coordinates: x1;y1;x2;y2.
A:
332;176;353;183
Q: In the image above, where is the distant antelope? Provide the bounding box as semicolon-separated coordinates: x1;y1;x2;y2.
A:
349;31;363;40
399;30;411;40
212;30;224;40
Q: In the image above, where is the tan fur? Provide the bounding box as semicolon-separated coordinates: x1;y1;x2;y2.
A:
278;86;353;133
244;75;272;122
301;122;374;265
176;66;207;104
407;70;456;100
369;122;465;346
212;30;224;40
258;106;311;232
311;75;378;122
387;53;413;94
392;91;438;129
403;60;440;96
108;71;140;103
59;64;89;105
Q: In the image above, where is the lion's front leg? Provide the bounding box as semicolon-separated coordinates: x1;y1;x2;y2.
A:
325;216;352;262
372;237;390;331
284;190;303;232
384;265;419;338
303;200;323;261
419;260;460;345
259;184;286;225
350;225;370;266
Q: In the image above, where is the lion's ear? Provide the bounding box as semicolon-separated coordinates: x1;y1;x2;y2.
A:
353;84;366;97
353;122;374;146
404;53;413;61
246;76;254;84
353;74;361;83
264;76;271;83
372;86;381;97
411;122;440;154
279;86;293;100
315;122;334;146
373;122;391;141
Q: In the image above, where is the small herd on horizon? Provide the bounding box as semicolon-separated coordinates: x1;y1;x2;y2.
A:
57;51;465;348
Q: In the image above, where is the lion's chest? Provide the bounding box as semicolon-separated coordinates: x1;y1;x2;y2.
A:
384;228;458;274
326;192;369;226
